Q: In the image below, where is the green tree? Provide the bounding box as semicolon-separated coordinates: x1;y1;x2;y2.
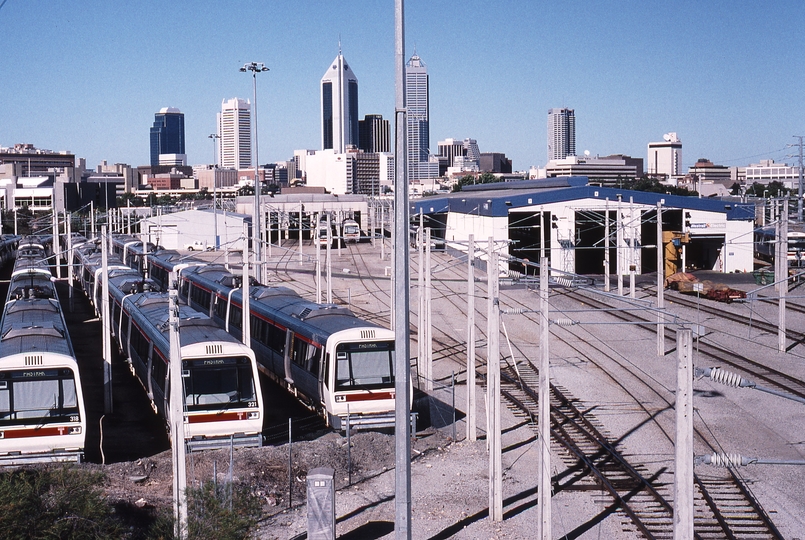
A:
451;172;504;192
621;176;695;197
745;181;788;198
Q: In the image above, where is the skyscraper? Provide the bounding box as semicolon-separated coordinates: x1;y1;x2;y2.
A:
406;52;434;182
358;114;390;153
547;108;576;161
218;98;251;169
150;107;185;166
321;52;358;153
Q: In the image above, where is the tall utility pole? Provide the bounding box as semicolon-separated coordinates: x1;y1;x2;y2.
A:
208;133;220;250
169;272;188;539
604;199;610;292
617;195;623;296
674;328;694;540
779;199;788;353
101;225;113;414
466;234;476;441
326;213;333;304
393;1;412;537
538;256;551;539
242;223;251;348
418;213;424;376
240;61;269;282
53;211;62;279
424;227;432;392
315;212;322;304
790;136;804;222
657;203;665;357
486;238;502;521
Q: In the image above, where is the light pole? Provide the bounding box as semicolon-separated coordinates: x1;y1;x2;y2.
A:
240;61;269;281
208;133;220;250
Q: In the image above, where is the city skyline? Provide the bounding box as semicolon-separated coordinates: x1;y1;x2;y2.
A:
2;1;804;173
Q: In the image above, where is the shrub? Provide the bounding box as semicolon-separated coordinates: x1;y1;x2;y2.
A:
186;481;262;540
0;466;122;539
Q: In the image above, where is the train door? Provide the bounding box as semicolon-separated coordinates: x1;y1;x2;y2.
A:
283;330;294;385
319;353;328;410
289;338;321;401
145;343;155;402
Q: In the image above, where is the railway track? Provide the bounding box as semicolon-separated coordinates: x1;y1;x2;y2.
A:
433;266;786;537
564;288;805;401
660;289;805;347
498;355;783;539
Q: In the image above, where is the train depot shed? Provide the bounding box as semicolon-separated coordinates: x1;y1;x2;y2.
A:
139;208;252;251
410;177;756;276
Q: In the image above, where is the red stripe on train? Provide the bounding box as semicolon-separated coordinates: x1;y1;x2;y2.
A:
344;392;395;402
3;426;73;439
188;411;249;423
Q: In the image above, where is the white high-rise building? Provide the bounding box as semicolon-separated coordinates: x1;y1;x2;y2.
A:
406;52;437;182
218;98;251;169
547;108;576;161
321;52;359;153
647;133;682;178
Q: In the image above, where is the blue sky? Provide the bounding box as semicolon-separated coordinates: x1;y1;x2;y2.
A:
2;0;804;173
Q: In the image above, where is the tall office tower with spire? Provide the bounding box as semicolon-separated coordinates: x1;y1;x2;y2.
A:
547;108;576;161
150;107;185;166
218;97;252;169
406;52;435;182
321;51;359;153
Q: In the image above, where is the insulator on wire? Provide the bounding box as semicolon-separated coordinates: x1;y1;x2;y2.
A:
551;318;577;326
554;277;573;287
698;367;754;389
503;308;525;315
696;452;753;468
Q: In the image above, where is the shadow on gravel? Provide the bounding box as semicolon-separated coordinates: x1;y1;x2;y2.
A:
427;486;538;540
338;520;395;539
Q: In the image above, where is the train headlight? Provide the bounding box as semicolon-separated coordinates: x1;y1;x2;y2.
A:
69;427;82;435
248;412;260;419
0;431;4;439
335;395;346;403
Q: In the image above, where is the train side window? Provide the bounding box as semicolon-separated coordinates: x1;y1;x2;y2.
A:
180;279;189;298
190;286;211;310
268;324;285;354
152;357;167;393
214;296;227;319
250;314;260;342
120;312;130;341
291;339;307;368
229;305;242;330
308;346;321;376
322;354;329;388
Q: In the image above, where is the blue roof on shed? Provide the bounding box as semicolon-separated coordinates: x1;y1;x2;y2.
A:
410;177;754;221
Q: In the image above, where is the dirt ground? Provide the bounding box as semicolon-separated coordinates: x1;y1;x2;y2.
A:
80;428;467;539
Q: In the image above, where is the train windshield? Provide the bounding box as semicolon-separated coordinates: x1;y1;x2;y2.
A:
344;224;360;235
183;356;257;411
0;369;80;425
335;341;395;391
